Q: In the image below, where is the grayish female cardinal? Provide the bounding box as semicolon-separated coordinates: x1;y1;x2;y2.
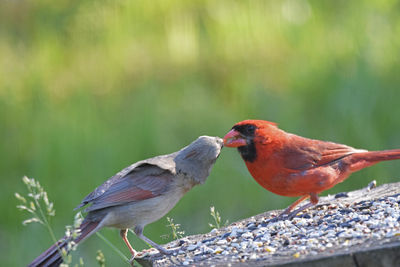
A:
29;136;223;267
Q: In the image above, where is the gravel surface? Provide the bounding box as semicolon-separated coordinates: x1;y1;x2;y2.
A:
136;182;400;267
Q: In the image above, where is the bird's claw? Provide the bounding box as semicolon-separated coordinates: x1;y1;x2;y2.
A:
135;248;160;258
158;247;178;255
136;247;177;258
266;217;279;223
129;255;137;266
266;211;297;224
285;213;297;221
130;248;162;266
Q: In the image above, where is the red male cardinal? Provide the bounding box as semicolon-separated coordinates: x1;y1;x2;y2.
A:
224;120;400;219
29;136;223;267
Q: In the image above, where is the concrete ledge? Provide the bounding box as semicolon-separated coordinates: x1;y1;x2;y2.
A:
136;182;400;267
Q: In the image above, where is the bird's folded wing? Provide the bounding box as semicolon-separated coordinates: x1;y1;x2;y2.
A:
84;166;174;212
75;154;177;210
282;136;358;171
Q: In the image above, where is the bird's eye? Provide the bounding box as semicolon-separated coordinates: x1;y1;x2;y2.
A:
241;124;256;135
233;124;257;136
246;125;256;132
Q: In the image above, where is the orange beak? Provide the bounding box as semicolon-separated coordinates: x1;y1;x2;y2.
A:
223;129;248;147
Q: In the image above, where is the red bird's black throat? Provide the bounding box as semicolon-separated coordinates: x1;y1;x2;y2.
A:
237;141;257;162
231;123;258;162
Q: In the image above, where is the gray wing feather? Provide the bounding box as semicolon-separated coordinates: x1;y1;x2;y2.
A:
75;153;177;210
84;167;174;212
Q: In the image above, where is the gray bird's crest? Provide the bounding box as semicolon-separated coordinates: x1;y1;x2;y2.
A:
174;136;223;184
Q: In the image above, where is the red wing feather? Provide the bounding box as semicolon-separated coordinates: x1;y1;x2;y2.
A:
281;134;358;171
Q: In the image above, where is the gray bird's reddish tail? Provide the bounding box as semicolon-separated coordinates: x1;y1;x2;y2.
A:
28;221;100;267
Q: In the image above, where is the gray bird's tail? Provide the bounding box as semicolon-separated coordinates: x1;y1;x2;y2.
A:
28;220;100;267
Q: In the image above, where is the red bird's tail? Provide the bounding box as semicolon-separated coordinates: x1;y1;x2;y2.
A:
348;149;400;172
28;221;100;267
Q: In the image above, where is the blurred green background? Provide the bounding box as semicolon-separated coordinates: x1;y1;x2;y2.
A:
1;0;400;266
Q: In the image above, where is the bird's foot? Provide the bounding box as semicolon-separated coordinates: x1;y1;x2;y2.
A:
266;202;314;224
284;212;298;221
138;246;177;257
266;216;280;223
271;211;304;222
157;246;178;255
266;209;300;224
129;254;137;266
134;247;162;258
131;248;162;266
265;210;290;223
130;248;160;265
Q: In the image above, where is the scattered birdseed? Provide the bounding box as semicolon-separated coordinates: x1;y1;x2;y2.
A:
136;184;400;266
